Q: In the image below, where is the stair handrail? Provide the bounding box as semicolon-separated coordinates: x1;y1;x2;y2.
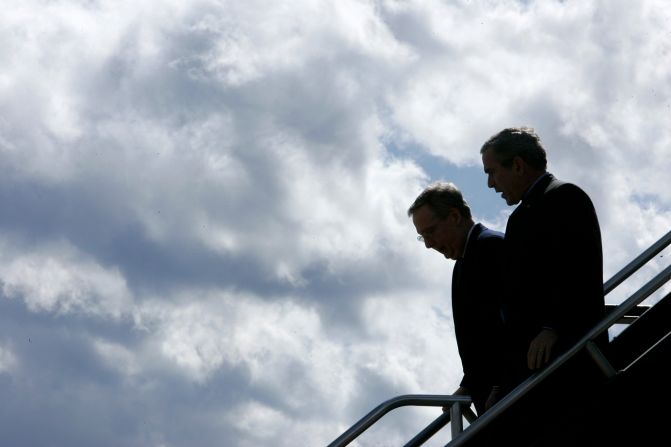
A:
327;394;472;447
603;229;671;294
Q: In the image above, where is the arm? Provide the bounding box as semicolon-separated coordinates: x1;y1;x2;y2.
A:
530;185;603;368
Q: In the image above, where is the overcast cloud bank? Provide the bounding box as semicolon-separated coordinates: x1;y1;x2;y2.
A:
1;1;670;445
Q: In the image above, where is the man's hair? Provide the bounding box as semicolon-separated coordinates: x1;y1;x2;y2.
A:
407;181;472;219
480;127;548;170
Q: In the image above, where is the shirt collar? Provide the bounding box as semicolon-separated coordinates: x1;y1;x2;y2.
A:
460;223;476;259
522;172;550;202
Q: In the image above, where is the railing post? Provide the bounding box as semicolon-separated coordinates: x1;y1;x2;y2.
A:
450;402;463;438
585;340;617;378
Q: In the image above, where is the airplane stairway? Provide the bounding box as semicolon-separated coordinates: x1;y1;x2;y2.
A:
328;229;671;447
543;290;671;447
461;291;671;447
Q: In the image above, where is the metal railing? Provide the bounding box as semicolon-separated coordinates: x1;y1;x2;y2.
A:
605;303;650;324
327;229;671;447
326;395;475;447
603;229;671;294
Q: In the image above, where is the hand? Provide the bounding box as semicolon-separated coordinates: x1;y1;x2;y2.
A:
443;386;469;412
484;386;501;411
527;328;558;370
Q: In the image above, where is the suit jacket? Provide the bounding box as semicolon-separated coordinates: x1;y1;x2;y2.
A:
452;223;505;414
502;173;606;380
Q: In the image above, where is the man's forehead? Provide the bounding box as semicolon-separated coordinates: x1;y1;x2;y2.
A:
482;150;501;169
413;205;436;225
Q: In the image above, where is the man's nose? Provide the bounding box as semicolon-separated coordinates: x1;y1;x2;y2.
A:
487;175;495;189
424;239;433;249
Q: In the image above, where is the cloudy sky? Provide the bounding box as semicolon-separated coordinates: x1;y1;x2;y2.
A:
1;0;670;446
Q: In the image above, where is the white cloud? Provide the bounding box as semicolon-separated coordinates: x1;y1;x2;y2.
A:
137;291;358;410
93;338;140;378
0;343;18;375
0;240;132;319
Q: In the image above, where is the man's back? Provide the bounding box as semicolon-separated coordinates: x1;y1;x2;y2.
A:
452;223;505;413
503;174;606;375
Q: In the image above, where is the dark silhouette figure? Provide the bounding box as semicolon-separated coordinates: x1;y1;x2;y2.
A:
409;182;505;415
479;127;608;444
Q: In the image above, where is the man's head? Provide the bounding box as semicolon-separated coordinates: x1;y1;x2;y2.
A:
408;182;474;260
480;127;548;205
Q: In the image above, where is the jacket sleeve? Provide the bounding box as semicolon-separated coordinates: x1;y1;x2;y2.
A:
540;184;604;344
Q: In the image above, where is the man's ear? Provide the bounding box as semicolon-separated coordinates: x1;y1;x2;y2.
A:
448;208;462;225
511;155;526;176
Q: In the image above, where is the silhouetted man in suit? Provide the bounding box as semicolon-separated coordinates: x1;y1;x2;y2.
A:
409;182;505;415
476;127;608;445
480;127;606;392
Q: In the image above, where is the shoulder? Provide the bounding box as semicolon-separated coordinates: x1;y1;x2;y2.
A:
472;223;504;239
479;227;504;241
546;178;584;196
544;177;595;209
469;225;504;274
474;224;504;249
